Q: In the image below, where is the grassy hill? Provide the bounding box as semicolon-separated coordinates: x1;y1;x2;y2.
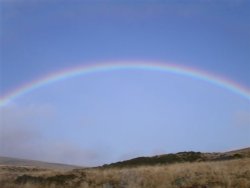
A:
0;147;250;188
0;156;80;170
101;147;250;168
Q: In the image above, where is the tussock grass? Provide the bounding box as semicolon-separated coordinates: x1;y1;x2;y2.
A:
1;158;250;188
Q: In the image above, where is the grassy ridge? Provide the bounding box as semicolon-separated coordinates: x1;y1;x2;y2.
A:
1;159;250;188
1;148;250;188
102;152;203;168
101;149;247;168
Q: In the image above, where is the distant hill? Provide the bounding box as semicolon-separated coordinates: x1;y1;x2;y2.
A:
0;156;81;170
102;147;250;168
1;147;249;170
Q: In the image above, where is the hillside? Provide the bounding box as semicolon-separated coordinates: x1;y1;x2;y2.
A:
0;156;80;170
102;147;250;168
0;148;250;188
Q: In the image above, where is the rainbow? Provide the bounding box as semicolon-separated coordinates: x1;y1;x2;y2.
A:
1;61;250;107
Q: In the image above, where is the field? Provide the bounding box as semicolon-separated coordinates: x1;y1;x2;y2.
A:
1;158;250;188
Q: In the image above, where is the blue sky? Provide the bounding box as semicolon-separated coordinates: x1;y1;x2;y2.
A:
0;0;250;166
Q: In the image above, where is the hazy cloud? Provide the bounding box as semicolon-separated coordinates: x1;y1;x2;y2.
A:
0;103;56;158
38;142;103;166
0;103;103;166
234;110;250;128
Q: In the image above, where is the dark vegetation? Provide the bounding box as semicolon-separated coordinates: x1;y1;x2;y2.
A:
102;150;244;168
15;174;79;186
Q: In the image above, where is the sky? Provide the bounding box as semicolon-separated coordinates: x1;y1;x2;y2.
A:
0;0;250;166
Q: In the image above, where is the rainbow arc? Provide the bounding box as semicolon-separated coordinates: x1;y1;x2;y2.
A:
1;61;250;107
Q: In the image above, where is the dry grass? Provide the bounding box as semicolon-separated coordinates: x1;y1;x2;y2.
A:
1;158;250;188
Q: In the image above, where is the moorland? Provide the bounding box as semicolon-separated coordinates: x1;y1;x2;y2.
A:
1;147;250;188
